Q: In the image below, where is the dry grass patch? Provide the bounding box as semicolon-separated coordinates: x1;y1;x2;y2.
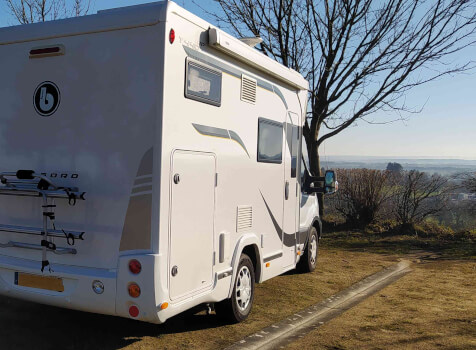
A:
0;248;396;350
284;259;476;350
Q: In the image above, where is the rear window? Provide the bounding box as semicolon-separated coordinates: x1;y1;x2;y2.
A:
185;60;222;107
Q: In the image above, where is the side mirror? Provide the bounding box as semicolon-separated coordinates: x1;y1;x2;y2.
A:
324;170;338;194
303;169;338;194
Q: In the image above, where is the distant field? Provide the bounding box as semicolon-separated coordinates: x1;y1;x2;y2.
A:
323;156;476;175
0;234;473;350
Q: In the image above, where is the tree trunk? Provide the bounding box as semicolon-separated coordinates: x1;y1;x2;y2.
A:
308;136;324;217
315;153;324;217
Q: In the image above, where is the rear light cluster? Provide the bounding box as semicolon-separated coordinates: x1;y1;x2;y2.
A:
129;259;142;274
127;259;142;317
129;305;139;318
30;47;60;56
128;283;141;298
169;28;175;44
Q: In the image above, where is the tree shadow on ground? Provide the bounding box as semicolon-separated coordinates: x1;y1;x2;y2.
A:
0;296;225;350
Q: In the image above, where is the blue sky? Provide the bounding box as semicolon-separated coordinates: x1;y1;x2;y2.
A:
1;0;475;159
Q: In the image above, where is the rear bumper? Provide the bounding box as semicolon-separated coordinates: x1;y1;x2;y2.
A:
0;254;117;317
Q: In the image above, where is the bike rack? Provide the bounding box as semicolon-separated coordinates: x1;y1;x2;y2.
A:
0;170;86;271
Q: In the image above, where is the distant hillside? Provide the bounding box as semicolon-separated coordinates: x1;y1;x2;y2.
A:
322;156;476;175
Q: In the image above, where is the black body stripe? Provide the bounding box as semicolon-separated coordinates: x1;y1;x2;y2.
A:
260;191;296;247
263;252;283;263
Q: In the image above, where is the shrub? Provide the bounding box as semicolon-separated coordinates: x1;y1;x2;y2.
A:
413;221;455;238
365;219;398;234
393;170;449;228
331;168;394;227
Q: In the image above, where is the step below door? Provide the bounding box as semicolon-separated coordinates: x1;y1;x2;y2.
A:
169;150;216;300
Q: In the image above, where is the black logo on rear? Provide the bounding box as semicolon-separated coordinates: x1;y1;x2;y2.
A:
34;81;60;117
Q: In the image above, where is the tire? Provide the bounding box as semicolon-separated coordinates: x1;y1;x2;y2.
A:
297;226;319;273
215;253;255;323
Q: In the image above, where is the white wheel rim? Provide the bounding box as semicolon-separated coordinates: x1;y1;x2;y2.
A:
235;266;252;311
310;235;317;265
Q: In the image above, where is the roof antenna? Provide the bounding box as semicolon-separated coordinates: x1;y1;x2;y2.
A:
239;37;263;48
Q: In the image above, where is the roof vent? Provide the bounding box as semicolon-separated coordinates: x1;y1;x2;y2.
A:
239;37;263;48
241;75;257;104
237;205;252;232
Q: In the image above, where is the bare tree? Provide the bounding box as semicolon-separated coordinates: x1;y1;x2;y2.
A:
393;170;449;229
461;172;476;193
453;171;476;214
205;0;476;213
5;0;90;24
332;168;394;226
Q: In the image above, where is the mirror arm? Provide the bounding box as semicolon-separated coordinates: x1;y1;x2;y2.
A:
302;170;337;195
303;175;326;193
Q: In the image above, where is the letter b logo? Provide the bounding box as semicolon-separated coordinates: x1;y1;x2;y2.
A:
34;82;60;117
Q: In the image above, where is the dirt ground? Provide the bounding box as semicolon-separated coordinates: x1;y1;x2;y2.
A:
0;247;396;350
0;234;473;350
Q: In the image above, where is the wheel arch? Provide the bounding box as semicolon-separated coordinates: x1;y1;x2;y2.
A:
312;216;322;240
227;234;262;298
302;216;322;248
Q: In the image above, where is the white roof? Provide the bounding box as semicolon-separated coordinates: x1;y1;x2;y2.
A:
0;1;309;90
0;1;167;46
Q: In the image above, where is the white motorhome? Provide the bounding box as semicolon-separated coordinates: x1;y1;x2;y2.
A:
0;1;336;323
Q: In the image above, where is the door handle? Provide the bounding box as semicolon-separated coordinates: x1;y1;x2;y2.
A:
285;181;289;200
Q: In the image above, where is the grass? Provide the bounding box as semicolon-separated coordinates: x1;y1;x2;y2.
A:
284;259;476;350
322;230;476;260
0;231;473;349
281;231;476;350
0;247;396;350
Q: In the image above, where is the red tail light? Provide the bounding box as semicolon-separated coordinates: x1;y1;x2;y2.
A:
29;45;65;58
169;29;175;44
30;47;60;56
129;305;139;318
129;259;142;274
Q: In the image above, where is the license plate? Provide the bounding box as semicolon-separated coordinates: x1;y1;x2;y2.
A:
14;272;64;292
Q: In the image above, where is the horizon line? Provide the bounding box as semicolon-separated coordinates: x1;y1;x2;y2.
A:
322;155;476;161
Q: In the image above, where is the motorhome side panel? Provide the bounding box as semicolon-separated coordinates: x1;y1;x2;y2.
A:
154;7;305;322
0;19;165;320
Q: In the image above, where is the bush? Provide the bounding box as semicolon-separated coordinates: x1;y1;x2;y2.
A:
365;219;398;234
452;229;476;242
393;170;449;227
322;213;346;226
331;168;394;227
413;221;455;238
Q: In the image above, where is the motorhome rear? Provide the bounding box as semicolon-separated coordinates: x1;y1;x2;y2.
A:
0;1;336;323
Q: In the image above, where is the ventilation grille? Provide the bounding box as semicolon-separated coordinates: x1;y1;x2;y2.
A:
241;75;257;104
237;205;253;232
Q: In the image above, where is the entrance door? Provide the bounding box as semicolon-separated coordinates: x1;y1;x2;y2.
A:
169;151;216;300
282;112;300;268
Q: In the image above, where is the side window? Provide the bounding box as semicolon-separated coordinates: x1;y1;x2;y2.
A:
258;118;283;164
185;59;222;106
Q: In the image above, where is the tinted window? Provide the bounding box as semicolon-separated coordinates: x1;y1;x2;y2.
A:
185;60;222;106
301;137;310;182
302;137;310;170
258;119;283;163
301;157;306;183
291;125;299;178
